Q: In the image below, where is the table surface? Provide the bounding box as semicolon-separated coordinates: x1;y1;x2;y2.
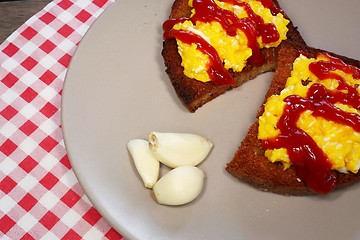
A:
0;0;52;44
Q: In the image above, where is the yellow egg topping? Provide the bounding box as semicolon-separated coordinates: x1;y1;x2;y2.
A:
174;20;251;82
169;0;289;83
258;54;360;174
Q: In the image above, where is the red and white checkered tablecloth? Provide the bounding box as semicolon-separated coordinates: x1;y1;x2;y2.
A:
0;0;124;239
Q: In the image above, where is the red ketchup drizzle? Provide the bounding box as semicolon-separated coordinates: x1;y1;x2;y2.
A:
162;0;281;85
221;0;280;45
257;0;283;16
164;29;235;85
263;54;360;194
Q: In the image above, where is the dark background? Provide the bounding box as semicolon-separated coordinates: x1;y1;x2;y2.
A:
0;0;52;43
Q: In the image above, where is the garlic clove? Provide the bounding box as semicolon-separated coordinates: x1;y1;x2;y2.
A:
148;132;213;168
127;139;160;188
153;166;205;206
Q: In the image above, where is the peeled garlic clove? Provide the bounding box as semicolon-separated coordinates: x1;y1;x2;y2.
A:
127;139;160;188
148;132;213;168
153;166;205;206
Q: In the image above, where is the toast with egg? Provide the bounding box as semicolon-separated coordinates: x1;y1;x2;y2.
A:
226;42;360;195
162;0;306;112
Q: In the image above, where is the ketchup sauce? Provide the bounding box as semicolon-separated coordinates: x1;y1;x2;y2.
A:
263;54;360;194
162;0;282;85
257;0;283;16
164;29;235;85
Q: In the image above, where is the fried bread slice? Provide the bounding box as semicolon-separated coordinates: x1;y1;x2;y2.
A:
162;0;306;112
226;42;360;195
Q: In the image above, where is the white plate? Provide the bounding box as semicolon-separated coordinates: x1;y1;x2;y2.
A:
61;1;360;239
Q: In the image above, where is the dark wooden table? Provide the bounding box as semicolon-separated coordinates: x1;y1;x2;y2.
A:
0;0;52;44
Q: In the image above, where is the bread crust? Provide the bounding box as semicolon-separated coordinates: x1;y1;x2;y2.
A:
225;42;360;195
162;0;306;112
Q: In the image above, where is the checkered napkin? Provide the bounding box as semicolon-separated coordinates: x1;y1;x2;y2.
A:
0;0;124;239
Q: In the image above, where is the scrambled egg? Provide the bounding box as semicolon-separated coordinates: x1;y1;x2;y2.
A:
173;0;289;82
258;54;360;173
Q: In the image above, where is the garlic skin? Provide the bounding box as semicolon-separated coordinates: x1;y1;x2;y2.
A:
153;166;205;206
148;132;213;168
127;139;160;188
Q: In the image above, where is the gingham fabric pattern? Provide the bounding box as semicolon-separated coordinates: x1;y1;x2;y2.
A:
0;0;124;239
